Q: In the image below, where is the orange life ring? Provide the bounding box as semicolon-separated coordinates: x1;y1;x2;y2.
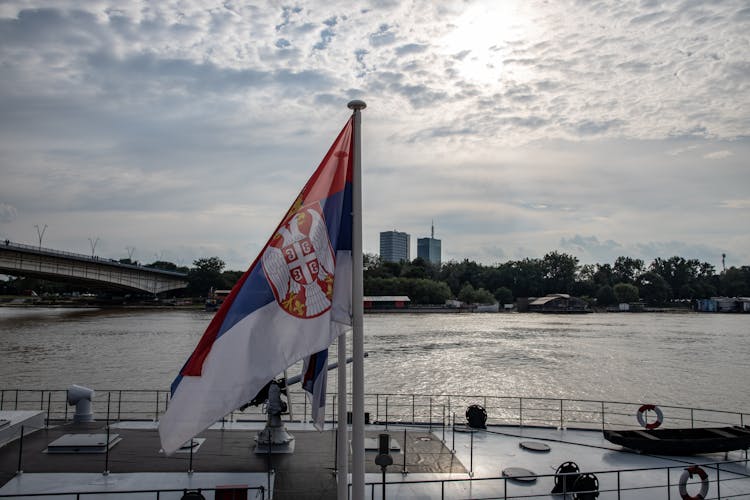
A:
636;404;663;429
679;465;709;500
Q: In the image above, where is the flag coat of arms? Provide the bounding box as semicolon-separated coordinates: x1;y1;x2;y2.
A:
159;119;354;454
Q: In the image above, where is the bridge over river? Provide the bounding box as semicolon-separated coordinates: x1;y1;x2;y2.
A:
0;241;188;294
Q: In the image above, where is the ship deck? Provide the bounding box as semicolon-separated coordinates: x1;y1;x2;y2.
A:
0;416;463;499
1;413;749;499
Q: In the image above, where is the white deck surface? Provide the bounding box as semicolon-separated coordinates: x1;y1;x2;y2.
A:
2;422;749;499
365;425;750;499
0;472;273;499
0;411;45;449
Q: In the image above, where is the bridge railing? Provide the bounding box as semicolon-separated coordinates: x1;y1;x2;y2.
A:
1;240;187;277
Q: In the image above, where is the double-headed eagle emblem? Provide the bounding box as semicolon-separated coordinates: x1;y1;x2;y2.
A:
262;203;335;318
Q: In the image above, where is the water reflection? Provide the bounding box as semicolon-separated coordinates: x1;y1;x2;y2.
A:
0;308;748;411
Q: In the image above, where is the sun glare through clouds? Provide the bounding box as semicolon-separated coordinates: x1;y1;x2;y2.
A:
440;1;536;86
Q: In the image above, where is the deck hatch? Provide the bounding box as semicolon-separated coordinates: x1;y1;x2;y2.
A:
364;436;401;452
45;433;121;454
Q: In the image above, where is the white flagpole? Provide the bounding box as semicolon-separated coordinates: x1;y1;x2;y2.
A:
347;99;366;499
336;333;347;498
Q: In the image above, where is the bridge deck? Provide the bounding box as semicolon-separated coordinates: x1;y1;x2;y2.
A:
0;241;188;294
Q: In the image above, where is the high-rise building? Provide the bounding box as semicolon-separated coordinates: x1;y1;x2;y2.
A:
379;230;410;262
417;222;441;266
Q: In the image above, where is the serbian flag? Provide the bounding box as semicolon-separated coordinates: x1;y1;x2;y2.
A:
159;118;354;455
302;349;328;430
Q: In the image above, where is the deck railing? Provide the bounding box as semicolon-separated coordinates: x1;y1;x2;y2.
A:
0;485;266;499
2;388;749;499
1;388;747;431
361;458;750;500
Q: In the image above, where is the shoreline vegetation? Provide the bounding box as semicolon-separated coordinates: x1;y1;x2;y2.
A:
2;251;749;312
0;296;708;314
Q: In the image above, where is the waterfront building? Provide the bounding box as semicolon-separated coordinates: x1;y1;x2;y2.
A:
417;222;441;266
379;230;410;262
363;295;411;310
526;294;591;313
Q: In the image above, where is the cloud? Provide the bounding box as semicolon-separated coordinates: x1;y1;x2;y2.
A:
666;144;699;156
395;43;428;56
704;150;733;159
558;235;725;266
0;203;18;223
634;241;723;263
368;23;396;47
313;27;335;50
386;82;447;108
570;119;624;136
720;199;750;209
560;235;624;263
275;6;302;32
0;1;747;271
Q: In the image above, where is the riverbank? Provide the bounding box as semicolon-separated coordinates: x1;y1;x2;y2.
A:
0;295;202;309
0;302;704;314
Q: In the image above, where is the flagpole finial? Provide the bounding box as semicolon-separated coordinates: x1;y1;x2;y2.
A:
347;100;366;111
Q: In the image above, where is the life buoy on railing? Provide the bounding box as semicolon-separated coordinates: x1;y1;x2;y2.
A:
678;465;709;500
636;404;664;429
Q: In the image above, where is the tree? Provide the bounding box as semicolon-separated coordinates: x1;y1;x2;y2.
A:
188;257;226;296
720;266;750;296
364;276;451;304
613;282;639;303
649;256;698;298
401;258;429;279
593;263;614;288
457;283;496;304
494;286;514;305
363;253;381;270
146;260;180;272
409;279;452;304
473;287;496;304
506;258;544;297
677;284;694;300
439;259;486;296
541;251;579;294
613;256;644;284
221;270;244;289
458;283;477;304
638;271;672;306
573;264;598;297
596;285;617;306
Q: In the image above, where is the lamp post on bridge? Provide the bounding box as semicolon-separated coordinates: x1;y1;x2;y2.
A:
34;224;47;250
88;237;99;258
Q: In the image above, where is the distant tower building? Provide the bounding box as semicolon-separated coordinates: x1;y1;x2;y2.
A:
380;230;410;262
417;222;442;266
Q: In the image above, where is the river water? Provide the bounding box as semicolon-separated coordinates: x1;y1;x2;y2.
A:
0;307;748;413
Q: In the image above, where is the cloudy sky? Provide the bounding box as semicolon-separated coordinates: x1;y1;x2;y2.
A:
0;0;748;271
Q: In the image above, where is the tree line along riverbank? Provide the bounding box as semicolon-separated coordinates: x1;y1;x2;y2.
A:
2;252;749;309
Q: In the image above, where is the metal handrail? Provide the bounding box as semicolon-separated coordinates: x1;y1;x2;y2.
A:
360;458;750;500
0;486;266;499
3;387;750;499
2;388;747;431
